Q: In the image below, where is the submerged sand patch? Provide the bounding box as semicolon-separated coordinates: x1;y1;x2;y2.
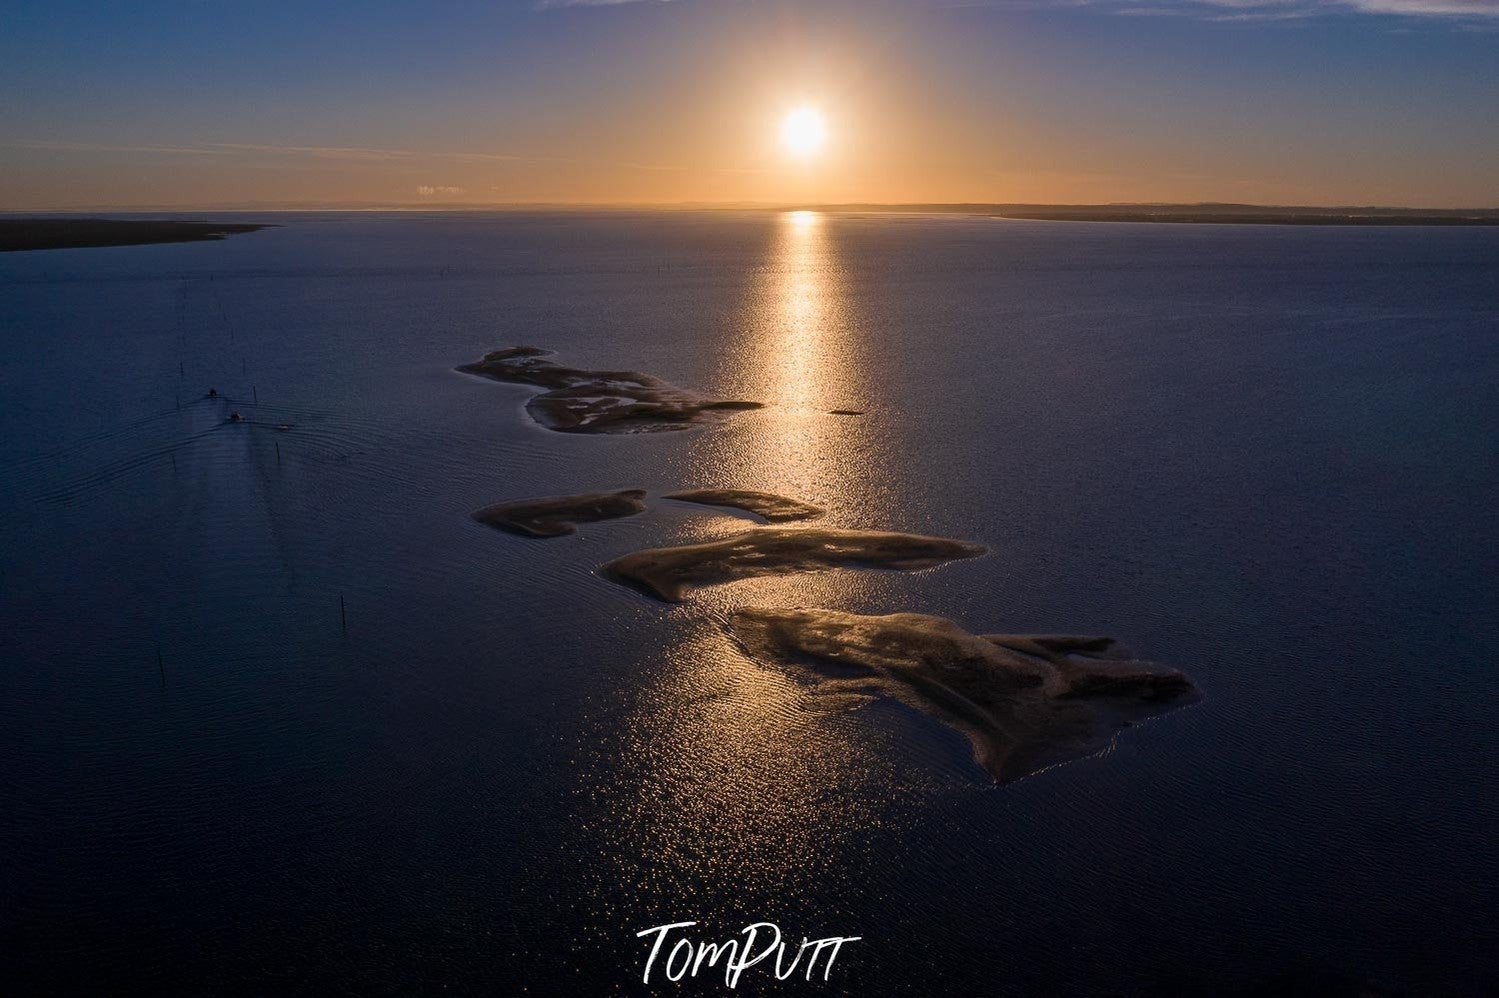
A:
664;489;824;523
731;607;1198;784
601;526;985;602
473;489;647;538
457;346;762;434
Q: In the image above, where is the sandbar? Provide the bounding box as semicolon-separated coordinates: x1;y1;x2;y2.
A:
731;607;1198;783
664;489;824;522
473;489;647;538
457;346;762;434
601;526;985;602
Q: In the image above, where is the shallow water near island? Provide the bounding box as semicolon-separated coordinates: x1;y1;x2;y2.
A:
2;210;1498;995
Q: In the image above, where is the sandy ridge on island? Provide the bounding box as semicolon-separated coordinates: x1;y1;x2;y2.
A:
469;487;824;539
664;489;824;522
600;526;986;602
456;346;762;434
472;489;647;538
730;607;1199;784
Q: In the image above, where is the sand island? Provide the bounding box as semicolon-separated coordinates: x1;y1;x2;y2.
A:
731;607;1198;783
457;346;762;434
601;526;985;602
472;489;648;538
664;489;824;522
0;218;271;253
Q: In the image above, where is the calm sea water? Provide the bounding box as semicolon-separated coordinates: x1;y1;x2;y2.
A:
2;211;1497;995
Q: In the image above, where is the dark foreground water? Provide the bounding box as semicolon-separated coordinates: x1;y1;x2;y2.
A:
2;211;1497;996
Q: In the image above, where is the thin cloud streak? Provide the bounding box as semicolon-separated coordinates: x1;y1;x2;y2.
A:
546;0;1499;13
9;140;232;156
4;138;768;178
908;0;1495;17
537;0;675;7
6;139;524;163
207;143;523;163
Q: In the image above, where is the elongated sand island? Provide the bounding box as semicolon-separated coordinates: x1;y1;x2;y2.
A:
665;489;824;522
473;489;647;538
601;526;986;602
457;346;762;434
731;608;1198;783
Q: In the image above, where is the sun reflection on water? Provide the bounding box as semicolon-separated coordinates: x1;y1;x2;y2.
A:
567;212;926;914
702;210;873;504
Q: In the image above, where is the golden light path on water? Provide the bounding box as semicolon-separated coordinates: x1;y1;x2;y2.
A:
579;213;932;909
705;209;876;503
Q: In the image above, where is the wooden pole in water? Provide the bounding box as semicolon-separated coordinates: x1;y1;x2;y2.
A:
180;361;185;378
157;644;166;687
340;594;347;634
275;441;280;464
252;385;258;404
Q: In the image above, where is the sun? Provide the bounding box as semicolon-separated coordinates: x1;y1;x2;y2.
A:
781;106;827;158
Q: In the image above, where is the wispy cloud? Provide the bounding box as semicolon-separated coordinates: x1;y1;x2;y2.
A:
5;139;523;163
1331;0;1499;14
1134;0;1499;15
536;0;675;7
536;0;1499;20
554;0;1499;13
3;137;769;178
8;140;232;156
923;0;1496;17
416;185;467;196
208;143;522;163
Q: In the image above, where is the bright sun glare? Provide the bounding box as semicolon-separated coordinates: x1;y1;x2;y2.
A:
781;107;827;158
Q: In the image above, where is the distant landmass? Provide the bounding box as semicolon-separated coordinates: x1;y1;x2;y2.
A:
0;218;271;252
3;206;1497;246
801;203;1499;226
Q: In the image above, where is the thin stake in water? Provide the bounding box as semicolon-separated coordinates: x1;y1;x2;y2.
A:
156;644;166;687
340;594;347;634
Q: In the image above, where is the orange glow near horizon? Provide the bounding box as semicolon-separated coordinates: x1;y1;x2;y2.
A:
2;0;1495;210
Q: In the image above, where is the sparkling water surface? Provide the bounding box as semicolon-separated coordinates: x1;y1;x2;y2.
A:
2;211;1496;995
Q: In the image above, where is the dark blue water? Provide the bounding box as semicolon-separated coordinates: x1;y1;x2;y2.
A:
2;211;1496;995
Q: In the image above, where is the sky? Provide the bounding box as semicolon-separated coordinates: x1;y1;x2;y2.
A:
1;0;1495;208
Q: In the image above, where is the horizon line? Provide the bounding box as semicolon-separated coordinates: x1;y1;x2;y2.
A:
5;200;1499;214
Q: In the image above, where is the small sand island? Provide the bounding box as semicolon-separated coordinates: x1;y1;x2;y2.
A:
473;489;647;538
601;526;985;602
665;489;824;522
457;346;762;434
732;607;1198;783
0;218;271;253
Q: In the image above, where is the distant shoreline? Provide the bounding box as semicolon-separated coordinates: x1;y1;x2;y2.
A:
0;218;272;253
5;206;1498;231
982;210;1499;226
795;204;1499;226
